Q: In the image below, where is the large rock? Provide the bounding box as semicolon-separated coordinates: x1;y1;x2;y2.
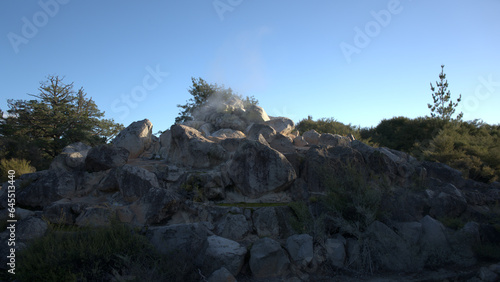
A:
16;170;76;209
116;164;159;202
85;144;129;172
167;124;228;168
427;183;468;218
242;104;270;124
252;207;280;238
216;213;250;241
245;123;276;142
419;215;452;267
208;267;237;282
211;128;245;139
286;234;314;267
147;222;211;256
318;133;350;147
266;117;294;135
200;235;247;276
16;217;48;242
269;133;295;154
302;130;320;145
227;139;296;198
50;142;91;171
112;119;153;159
325;236;346;268
128;187;179;225
250;237;290;278
43;199;89;225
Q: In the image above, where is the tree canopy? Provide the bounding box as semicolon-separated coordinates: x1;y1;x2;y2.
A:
0;75;124;169
175;77;258;123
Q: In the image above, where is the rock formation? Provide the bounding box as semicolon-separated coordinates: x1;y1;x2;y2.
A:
1;95;500;281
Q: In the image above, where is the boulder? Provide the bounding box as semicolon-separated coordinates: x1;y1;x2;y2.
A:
84;144;129;172
318;133;351;147
242;104;270;124
419;215;452;267
200;235;247;276
43;199;89;225
325;236;346;269
365;221;416;272
252;207;280;238
227;139;296;198
116;164;159;202
302;130;320;145
167;124;228;168
245;123;276;142
16;217;48;242
250;237;290;278
112;119;153;159
129;187;179;225
293;136;308;147
211;128;245;139
50;142;91;171
216;213;250;241
428;183;468;218
199;123;214;137
75;206;114;227
159;129;172;158
266;117;294;135
208;267;237;282
286;234;314;267
147;222;211;256
16;170;76;209
269;133;295;154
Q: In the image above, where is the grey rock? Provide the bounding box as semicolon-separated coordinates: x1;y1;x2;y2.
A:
252;207;280;238
146;222;211;256
200;235;247;276
16;217;48;242
250;237;290;278
269;133;295;154
266;117;294;135
17;170;76;209
293;136;308;147
208;267;237;282
325;236;346;268
242;104;270;124
211;128;245;139
75;206;114;227
479;266;498;282
246;123;276;142
130;187;180;225
318;133;350;147
302;130;320;145
43;199;89;225
216;213;250;241
116;164;159;202
112;119;153;159
50;142;91;171
227;139;296;198
286;234;314;267
84;144;129;172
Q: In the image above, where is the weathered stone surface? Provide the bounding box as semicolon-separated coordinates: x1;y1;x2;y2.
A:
208;267;237;282
479;266;499;282
252;207;279;238
200;235;247;276
146;222;211;256
16;217;48;242
17;170;76;209
286;234;314;267
75;206;114;227
318;133;350;147
112;119;153;159
211;128;245;139
395;221;422;245
269;133;295;154
228;139;296;198
302;130;320;145
266;117;294;135
419;215;452;267
85;144;129;172
325;236;346;268
43;199;89;225
116;164;159;202
246;123;276;142
250;237;290;278
243;104;270;124
366;221;416;272
50;142;91;171
216;213;250;241
293;136;308;147
129;187;179;225
167;124;228;168
428;183;468;218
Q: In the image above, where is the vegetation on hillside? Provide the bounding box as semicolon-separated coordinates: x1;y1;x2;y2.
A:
0;75;124;171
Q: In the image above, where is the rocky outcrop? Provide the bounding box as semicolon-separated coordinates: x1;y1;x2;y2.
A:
85;144;129;172
50;142;91;171
227;139;296;198
112;119;153;158
199;235;247;276
250;237;290;278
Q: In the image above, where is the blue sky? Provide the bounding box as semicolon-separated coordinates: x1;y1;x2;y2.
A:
1;1;499;134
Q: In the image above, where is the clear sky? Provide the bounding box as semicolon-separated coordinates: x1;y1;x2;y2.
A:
1;0;499;133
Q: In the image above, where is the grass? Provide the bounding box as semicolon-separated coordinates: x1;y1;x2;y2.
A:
13;221;199;282
0;158;36;182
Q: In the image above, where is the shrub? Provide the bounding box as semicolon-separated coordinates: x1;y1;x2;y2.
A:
0;158;36;182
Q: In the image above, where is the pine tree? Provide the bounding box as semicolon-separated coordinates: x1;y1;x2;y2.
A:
427;65;463;121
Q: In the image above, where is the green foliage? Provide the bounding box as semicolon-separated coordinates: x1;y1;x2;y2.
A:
175;77;258;123
288;201;313;234
0;75;124;170
0;158;35;182
473;243;500;261
296;116;361;138
427;65;463;121
16;222;198;282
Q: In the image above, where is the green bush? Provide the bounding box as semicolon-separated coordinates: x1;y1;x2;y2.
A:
0;158;36;182
296;116;362;139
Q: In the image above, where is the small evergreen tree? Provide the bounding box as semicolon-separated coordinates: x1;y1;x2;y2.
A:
427;65;463;121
